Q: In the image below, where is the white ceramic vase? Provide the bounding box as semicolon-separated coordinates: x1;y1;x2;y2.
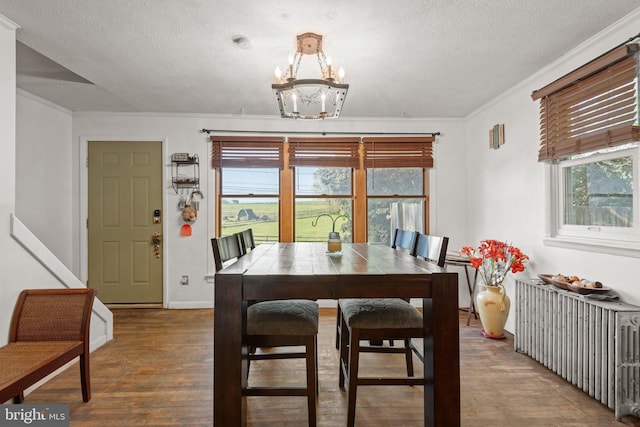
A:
475;284;510;339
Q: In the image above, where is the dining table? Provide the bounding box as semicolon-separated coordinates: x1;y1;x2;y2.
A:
214;242;460;427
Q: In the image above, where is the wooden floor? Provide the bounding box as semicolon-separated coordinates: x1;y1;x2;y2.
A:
19;308;640;426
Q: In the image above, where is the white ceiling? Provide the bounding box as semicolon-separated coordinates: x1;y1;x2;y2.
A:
2;1;640;118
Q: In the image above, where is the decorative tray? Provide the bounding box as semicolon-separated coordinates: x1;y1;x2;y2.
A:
537;274;611;295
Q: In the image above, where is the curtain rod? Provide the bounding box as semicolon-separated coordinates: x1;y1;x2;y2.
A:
607;31;640;56
201;128;440;136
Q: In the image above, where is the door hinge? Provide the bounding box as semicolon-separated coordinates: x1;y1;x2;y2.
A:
86;156;89;167
86;218;88;228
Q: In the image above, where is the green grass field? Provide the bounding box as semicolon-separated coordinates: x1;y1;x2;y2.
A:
221;200;351;242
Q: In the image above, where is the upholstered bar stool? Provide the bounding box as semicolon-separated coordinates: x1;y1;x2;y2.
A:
337;232;449;427
338;297;424;426
335;229;418;349
212;235;319;426
244;299;318;426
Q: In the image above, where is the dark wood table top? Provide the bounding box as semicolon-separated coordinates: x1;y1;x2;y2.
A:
218;242;449;298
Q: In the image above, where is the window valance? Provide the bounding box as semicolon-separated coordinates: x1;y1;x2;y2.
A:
210;136;284;168
532;44;639;162
288;137;361;168
211;135;435;168
362;137;434;168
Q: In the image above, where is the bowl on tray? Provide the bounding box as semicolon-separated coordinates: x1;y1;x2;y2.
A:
537;274;611;295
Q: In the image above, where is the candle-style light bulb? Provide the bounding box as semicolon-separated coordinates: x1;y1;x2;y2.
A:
326;57;332;79
288;54;294;78
275;67;282;82
321;92;326;113
338;67;345;83
292;93;298;113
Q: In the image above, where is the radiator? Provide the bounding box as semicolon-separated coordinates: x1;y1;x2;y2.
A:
515;279;640;420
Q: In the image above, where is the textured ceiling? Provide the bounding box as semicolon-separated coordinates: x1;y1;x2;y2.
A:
2;1;640;118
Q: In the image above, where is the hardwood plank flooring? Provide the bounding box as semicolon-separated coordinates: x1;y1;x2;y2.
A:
16;308;640;426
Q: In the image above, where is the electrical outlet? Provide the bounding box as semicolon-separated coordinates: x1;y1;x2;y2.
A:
180;275;189;285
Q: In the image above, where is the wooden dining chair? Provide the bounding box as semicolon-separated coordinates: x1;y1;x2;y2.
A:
211;234;244;271
414;233;449;268
212;234;319;427
238;228;256;255
390;228;419;253
337;232;449;427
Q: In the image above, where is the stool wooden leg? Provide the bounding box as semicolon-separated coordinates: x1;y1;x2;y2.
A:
335;303;342;349
403;338;415;377
314;336;319;396
346;328;360;427
306;337;317;427
339;314;349;388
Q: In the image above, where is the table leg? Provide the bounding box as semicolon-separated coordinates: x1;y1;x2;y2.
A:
214;274;246;426
428;273;461;427
423;296;434;427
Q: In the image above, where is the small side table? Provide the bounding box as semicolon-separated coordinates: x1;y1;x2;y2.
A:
445;253;479;326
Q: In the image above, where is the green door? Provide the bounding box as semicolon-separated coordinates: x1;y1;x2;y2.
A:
88;141;163;303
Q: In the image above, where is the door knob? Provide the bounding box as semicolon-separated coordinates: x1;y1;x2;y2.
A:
151;232;162;258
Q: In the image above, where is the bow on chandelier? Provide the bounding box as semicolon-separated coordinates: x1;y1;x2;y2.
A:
272;33;349;120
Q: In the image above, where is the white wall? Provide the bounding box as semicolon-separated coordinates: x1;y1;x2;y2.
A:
465;9;640;333
71;114;470;308
0;15;56;342
16;90;74;268
0;14;111;353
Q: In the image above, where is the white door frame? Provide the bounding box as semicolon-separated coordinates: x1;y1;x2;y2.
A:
79;136;169;308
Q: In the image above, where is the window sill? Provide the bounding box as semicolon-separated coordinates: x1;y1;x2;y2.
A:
543;236;640;258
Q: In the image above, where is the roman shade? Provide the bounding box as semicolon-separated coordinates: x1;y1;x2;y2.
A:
288;137;361;168
362;137;434;168
210;136;284;168
531;43;640;162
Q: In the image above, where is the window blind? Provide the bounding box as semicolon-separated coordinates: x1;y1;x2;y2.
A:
362;137;434;168
531;44;640;162
288;137;361;168
210;136;284;168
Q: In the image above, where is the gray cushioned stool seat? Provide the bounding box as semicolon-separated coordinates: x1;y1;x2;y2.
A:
339;298;422;329
247;300;319;336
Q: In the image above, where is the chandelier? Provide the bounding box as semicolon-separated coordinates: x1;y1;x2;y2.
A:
272;33;349;120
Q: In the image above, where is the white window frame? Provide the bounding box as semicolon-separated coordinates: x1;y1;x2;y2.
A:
544;144;640;258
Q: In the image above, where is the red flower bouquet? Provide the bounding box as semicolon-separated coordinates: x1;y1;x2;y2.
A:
461;239;528;287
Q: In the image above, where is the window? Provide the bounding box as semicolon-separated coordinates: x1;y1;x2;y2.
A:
533;43;640;254
211;136;283;243
363;137;433;245
294;166;352;242
220;167;280;243
553;145;638;243
289;138;358;242
210;135;435;245
367;168;425;245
